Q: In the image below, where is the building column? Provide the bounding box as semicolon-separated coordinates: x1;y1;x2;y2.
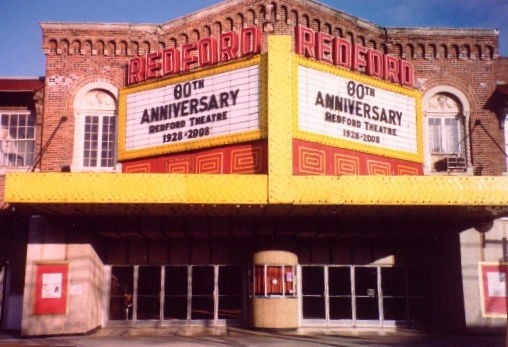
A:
460;220;507;332
21;215;105;336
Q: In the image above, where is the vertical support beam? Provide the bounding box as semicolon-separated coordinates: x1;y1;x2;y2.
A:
133;265;138;321
214;265;219;323
187;266;192;321
0;266;4;322
160;266;165;322
267;35;294;203
377;266;383;327
324;266;330;322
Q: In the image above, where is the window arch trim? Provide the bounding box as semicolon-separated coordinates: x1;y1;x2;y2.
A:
72;82;120;172
423;86;472;174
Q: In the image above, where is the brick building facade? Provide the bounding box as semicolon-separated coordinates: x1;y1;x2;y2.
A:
2;0;508;336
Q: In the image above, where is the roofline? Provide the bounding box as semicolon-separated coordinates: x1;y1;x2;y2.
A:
386;27;498;37
0;90;42;92
39;0;499;39
0;77;45;92
40;22;160;33
0;76;44;80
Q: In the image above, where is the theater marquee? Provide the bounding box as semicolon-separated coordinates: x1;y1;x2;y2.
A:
118;57;263;160
294;57;423;163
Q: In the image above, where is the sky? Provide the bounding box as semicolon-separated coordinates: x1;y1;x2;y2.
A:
0;0;506;77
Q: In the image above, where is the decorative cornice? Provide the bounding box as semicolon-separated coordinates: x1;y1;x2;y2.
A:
40;22;160;33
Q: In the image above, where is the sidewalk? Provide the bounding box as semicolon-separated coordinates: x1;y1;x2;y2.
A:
0;327;505;347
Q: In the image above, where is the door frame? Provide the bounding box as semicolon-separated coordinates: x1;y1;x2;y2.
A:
105;264;246;327
300;264;410;328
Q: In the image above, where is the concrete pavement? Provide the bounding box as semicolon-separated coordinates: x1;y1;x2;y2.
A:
0;327;505;347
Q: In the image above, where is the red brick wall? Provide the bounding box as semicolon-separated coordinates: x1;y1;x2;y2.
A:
494;57;508;83
36;0;508;176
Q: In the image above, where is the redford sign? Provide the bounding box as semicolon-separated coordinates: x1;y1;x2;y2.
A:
295;25;414;87
128;26;262;85
128;24;414;87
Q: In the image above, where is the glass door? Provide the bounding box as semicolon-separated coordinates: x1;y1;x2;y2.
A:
328;267;353;325
108;264;245;326
301;266;326;322
191;266;214;321
300;265;430;327
301;266;355;326
354;267;380;326
137;266;162;320
164;266;188;320
381;267;407;326
218;265;243;320
109;266;134;321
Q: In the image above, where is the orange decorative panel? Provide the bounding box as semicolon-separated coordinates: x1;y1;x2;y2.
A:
124;163;151;173
293;139;422;176
334;154;360;175
231;146;262;174
196;153;224;174
397;165;420;176
166;157;193;174
121;140;267;175
298;146;326;175
367;160;391;175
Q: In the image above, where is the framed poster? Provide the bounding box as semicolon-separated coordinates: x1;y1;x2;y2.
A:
33;263;69;315
479;262;508;318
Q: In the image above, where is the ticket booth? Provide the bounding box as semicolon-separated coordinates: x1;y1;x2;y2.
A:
251;251;298;329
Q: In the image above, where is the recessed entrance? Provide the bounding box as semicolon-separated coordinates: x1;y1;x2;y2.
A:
108;265;244;325
301;265;430;327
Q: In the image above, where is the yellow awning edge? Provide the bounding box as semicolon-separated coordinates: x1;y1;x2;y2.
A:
5;172;508;206
5;173;268;205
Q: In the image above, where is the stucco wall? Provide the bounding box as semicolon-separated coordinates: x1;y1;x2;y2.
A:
21;216;105;336
460;218;508;331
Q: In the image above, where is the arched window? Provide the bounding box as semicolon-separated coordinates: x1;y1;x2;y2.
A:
141;41;150;54
71;40;81;55
202;26;211;38
280;6;288;24
226;17;234;32
290;10;299;26
237;13;245;28
302;14;310;28
424;88;470;173
131;41;139;56
119;41;127;55
214;21;222;35
60;39;69;55
84;40;92;55
73;84;119;171
49;39;58;54
97;40;105;55
324;23;332;35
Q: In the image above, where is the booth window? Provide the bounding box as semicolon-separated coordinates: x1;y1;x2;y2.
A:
0;112;35;167
252;265;296;297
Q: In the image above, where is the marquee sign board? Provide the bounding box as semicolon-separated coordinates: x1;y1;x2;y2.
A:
295;57;423;163
118;57;262;160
